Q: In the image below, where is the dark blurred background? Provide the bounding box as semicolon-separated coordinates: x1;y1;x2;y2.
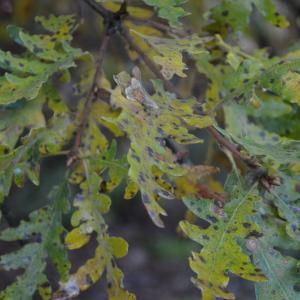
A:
0;0;299;299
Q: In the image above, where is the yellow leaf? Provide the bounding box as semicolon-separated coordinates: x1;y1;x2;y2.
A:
130;31;207;79
290;163;300;173
283;71;300;105
184;115;215;128
127;6;154;19
107;236;128;258
124;180;139;200
65;227;90;250
108;266;136;300
124;21;162;61
103;3;153;19
98;194;112;214
56;246;106;297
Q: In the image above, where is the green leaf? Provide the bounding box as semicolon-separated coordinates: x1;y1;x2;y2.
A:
142;0;190;27
0;243;48;300
208;0;250;34
180;174;266;300
0;97;45;149
59;161;134;299
35;15;76;39
215;35;300;106
267;174;300;240
222;103;300;166
182;196;222;224
0;182;70;299
254;0;290;28
110;73;213;227
70;140;128;190
131;30;207;80
0;105;74;201
207;0;289;35
0;15;83;105
282;71;300;105
253;215;300;300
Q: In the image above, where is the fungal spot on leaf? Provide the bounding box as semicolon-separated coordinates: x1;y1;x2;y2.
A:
243;222;251;228
222;10;229;17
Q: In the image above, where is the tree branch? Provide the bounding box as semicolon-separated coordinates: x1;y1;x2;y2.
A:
206;126;281;190
206;126;259;169
69;30;110;165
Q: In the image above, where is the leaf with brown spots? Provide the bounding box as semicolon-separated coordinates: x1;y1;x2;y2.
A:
0;182;70;300
207;0;289;35
253;214;300;300
0;15;83;105
109;72;214;227
180;173;267;300
62;162;134;299
130;31;208;80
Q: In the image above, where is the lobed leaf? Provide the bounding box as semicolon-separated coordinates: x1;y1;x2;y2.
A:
61;157;134;299
0;15;83;105
223;104;300;166
142;0;190;27
180;174;266;300
131;30;207;80
207;0;289;35
110;72;214;226
0;182;70;299
253;215;300;300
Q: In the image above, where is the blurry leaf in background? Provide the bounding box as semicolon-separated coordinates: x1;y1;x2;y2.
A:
142;0;190;27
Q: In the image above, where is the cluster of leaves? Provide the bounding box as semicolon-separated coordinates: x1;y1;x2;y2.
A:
0;14;79;203
206;0;289;34
0;0;299;299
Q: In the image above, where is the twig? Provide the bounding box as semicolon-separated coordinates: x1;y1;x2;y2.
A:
69;30;110;165
69;0;128;165
76;0;83;23
75;32;109;148
206;126;259;169
197;183;227;206
207;126;281;190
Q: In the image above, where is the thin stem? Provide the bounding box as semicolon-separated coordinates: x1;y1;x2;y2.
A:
72;31;110;157
206;126;259;169
70;0;84;33
215;34;255;60
197;183;227;205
